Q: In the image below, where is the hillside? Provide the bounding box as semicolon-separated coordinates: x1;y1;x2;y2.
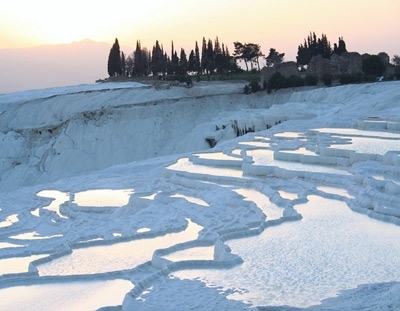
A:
1;81;400;310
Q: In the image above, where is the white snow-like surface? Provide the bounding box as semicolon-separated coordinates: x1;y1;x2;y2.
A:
1;80;400;310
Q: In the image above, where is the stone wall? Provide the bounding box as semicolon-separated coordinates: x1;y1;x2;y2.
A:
308;52;362;77
261;53;363;85
260;61;300;86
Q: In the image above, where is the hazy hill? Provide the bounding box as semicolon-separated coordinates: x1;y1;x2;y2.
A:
0;39;127;93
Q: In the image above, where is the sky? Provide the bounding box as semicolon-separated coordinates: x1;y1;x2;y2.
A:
1;0;400;62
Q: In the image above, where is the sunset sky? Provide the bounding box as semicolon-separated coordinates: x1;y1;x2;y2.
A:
1;0;399;61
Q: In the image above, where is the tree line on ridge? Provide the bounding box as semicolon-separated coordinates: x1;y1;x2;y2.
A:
107;32;400;84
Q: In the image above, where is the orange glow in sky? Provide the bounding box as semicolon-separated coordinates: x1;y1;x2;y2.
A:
1;0;399;61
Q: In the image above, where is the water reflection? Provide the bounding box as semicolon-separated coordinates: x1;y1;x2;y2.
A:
0;279;132;311
38;219;202;276
37;190;69;219
73;189;134;207
172;196;400;307
0;254;48;275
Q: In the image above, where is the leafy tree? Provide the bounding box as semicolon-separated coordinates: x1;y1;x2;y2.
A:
362;55;386;77
265;48;285;67
233;42;247;70
107;38;122;77
392;55;400;66
392;55;400;79
246;43;263;70
233;42;263;71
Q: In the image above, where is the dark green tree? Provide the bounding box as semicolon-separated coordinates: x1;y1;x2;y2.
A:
188;50;195;73
107;38;122;77
125;54;134;76
305;74;318;86
233;42;263;71
333;37;347;55
206;38;215;74
362;55;386;77
247;43;263;70
179;48;188;75
133;40;143;76
170;41;179;75
132;41;150;76
316;34;332;59
265;48;285;67
151;40;164;76
214;37;225;74
201;37;208;74
194;41;201;76
121;51;126;76
392;55;400;66
233;41;246;70
296;32;332;67
296;40;312;69
267;72;286;92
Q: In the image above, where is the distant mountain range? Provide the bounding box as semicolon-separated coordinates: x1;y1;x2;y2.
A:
0;39;132;94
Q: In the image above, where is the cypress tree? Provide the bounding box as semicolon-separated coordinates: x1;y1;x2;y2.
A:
107;38;122;77
192;41;199;74
188;50;195;73
201;37;208;74
134;40;143;76
206;38;214;74
151;40;164;76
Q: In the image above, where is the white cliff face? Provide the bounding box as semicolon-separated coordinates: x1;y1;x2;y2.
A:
1;80;400;311
0;81;250;190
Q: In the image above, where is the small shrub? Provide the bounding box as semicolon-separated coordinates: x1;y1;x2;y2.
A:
244;80;261;94
339;74;350;84
286;75;305;87
249;80;261;93
267;72;286;92
305;74;318;86
352;72;365;83
365;74;377;82
339;72;365;84
322;73;333;86
395;67;400;79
